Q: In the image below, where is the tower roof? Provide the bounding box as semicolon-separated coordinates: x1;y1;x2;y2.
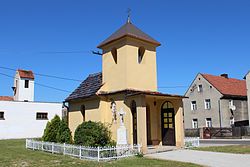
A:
97;22;161;48
17;69;34;79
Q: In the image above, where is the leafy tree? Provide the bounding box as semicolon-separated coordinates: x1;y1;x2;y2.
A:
56;119;72;143
42;115;61;142
74;121;114;147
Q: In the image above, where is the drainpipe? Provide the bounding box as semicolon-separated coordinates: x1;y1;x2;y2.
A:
218;99;222;129
63;101;69;124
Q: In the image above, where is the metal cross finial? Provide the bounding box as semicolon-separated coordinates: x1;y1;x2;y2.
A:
127;8;131;23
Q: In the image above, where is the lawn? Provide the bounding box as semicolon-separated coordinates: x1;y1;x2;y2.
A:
192;145;250;154
0;139;201;167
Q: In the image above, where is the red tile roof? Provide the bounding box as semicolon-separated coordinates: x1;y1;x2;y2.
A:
0;96;14;101
18;69;34;79
202;74;247;97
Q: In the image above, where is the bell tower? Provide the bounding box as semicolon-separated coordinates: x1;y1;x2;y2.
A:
97;20;161;92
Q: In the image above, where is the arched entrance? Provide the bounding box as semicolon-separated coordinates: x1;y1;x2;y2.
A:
161;101;176;146
131;100;137;144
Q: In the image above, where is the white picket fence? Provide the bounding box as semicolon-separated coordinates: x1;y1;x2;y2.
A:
26;139;141;161
184;137;200;148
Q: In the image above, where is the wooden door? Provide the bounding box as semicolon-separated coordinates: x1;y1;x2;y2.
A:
161;108;175;146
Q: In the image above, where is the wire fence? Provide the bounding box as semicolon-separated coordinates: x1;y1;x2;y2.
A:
26;139;141;161
184;137;200;148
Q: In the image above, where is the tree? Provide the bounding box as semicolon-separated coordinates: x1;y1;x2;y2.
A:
74;121;114;147
42;115;61;142
56;119;72;143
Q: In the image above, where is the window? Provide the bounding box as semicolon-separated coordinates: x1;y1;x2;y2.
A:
0;112;5;120
111;48;117;64
81;105;85;122
138;46;145;64
205;118;212;127
191;101;197;111
229;100;234;107
205;99;211;110
36;112;48;120
230;117;234;126
192;119;198;128
197;84;203;92
25;80;29;88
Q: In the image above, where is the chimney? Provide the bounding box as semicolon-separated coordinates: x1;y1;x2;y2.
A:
221;73;229;78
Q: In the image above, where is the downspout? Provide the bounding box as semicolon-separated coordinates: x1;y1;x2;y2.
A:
63;101;69;124
218;99;222;129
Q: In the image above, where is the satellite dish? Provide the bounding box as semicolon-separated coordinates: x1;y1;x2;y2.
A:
230;105;236;111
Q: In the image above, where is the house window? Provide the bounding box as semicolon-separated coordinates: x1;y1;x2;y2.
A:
191;101;197;111
0;112;5;120
25;80;29;88
229;100;234;107
192;119;198;128
138;46;145;64
205;99;211;110
197;84;203;92
230;117;234;126
205;118;212;127
36;112;48;120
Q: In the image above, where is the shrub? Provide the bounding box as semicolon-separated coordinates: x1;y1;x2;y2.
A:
74;121;114;147
42;115;61;142
56;119;72;143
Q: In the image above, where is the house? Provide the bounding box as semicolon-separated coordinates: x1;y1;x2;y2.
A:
65;19;185;152
0;69;62;139
245;71;250;127
183;73;248;130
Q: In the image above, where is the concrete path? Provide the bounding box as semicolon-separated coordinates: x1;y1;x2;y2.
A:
146;149;250;167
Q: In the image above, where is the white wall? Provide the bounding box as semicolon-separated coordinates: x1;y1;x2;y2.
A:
0;101;62;139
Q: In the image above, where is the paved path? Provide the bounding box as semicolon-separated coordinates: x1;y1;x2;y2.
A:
200;139;250;147
146;149;250;167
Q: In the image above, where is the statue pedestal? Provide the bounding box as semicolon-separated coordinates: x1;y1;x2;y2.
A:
117;125;127;145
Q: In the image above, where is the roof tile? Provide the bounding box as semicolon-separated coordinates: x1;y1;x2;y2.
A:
65;72;102;101
18;69;34;79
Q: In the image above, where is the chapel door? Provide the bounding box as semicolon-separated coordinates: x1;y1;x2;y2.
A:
161;102;176;146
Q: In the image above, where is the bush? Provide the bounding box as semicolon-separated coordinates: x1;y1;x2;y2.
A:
42;115;61;142
56;119;72;143
74;121;114;147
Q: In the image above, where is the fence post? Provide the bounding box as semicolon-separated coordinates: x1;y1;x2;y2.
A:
25;139;27;148
52;142;54;154
79;146;82;159
63;143;66;155
97;146;100;162
138;144;141;153
41;142;44;151
32;140;34;150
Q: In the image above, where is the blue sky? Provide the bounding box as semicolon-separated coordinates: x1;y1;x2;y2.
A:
0;0;249;102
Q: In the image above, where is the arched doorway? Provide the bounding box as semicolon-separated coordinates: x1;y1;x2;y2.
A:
131;100;137;144
161;101;175;146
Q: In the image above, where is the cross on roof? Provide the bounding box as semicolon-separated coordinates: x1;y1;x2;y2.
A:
127;8;131;23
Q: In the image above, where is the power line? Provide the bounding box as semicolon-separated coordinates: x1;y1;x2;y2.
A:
0;72;71;93
0;66;82;82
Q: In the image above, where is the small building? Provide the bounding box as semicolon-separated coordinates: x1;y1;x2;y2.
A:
183;73;248;130
65;19;185;152
0;69;62;139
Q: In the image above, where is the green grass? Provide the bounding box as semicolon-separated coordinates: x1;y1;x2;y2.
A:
192;145;250;154
0;139;201;167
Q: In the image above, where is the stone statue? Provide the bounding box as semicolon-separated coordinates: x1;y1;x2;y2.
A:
118;108;126;126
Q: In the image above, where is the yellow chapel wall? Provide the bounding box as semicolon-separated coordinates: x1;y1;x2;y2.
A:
68;98;104;137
